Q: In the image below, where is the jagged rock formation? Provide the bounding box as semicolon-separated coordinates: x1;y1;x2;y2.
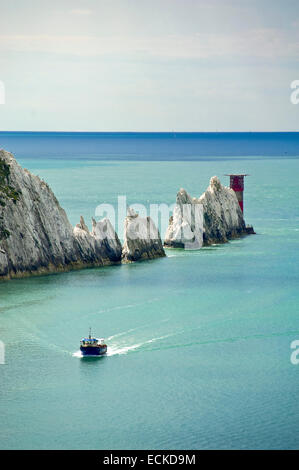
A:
0;150;122;279
122;208;166;262
73;216;122;264
164;188;204;250
165;176;254;248
0;150;251;278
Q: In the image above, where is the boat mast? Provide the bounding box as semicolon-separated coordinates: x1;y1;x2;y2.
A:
89;327;91;339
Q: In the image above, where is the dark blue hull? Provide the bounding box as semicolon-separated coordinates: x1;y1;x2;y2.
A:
80;345;107;356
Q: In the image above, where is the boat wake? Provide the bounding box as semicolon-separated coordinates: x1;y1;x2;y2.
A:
107;343;142;356
72;333;173;358
72;345;140;358
107;333;172;357
72;350;83;358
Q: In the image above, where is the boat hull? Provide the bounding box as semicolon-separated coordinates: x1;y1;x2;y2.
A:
80;345;107;356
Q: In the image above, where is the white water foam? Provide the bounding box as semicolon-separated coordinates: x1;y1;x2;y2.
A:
93;297;161;317
73;333;174;359
107;343;142;356
72;350;83;358
107;333;173;357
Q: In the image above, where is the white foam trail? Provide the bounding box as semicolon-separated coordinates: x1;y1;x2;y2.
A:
106;327;141;341
107;343;142;356
72;350;83;358
73;332;176;359
107;333;173;357
94;297;161;316
144;333;172;344
106;315;168;342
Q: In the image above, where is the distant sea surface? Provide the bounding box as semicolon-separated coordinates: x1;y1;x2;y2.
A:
0;132;298;450
1;131;299;159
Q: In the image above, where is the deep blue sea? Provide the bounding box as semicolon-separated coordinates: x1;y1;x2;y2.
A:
0;132;298;449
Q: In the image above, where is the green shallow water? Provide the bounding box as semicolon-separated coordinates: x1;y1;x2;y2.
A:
0;156;299;449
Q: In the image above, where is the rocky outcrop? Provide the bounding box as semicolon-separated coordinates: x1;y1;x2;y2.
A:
165;176;254;248
73;216;122;265
0;150;252;278
122;208;166;262
164;188;204;250
0;150;122;279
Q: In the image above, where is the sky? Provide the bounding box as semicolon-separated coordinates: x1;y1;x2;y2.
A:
0;0;298;131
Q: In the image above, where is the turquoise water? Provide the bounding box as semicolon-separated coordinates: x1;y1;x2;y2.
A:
0;133;299;449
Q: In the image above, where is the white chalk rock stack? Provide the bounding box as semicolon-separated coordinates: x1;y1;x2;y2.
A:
164;188;203;250
199;176;247;244
0;149;122;279
73;215;122;264
122;208;166;262
165;176;249;248
91;217;122;263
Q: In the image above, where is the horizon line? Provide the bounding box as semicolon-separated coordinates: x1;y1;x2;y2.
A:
0;130;299;134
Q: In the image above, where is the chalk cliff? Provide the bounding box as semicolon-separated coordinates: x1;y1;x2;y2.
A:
0;150;250;279
73;216;122;265
122;208;166;262
165;176;254;248
0;150;122;279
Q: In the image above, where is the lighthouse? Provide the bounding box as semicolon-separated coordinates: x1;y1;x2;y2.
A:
225;174;249;213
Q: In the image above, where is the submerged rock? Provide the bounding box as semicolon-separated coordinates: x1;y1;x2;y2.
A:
0;150;122;279
122;208;166;262
165;176;254;248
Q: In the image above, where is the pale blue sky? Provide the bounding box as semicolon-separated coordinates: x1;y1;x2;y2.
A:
0;0;298;131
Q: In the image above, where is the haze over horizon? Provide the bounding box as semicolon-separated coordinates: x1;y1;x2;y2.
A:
0;0;298;132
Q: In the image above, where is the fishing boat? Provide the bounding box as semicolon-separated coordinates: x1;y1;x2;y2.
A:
80;328;107;357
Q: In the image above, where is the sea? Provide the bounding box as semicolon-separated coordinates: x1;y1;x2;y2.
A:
0;132;298;450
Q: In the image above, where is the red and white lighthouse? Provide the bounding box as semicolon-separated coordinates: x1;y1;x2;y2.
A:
226;174;249;213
